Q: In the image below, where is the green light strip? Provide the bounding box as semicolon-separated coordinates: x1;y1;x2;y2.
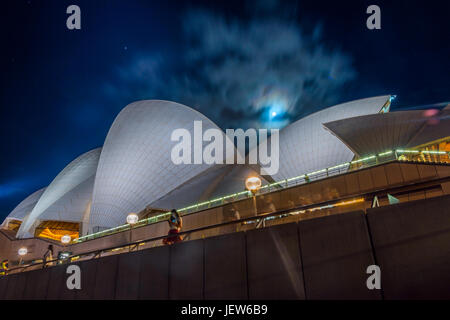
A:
396;149;419;153
75;148;448;242
378;150;393;157
421;150;447;154
328;163;350;171
287;174;305;182
307;168;327;176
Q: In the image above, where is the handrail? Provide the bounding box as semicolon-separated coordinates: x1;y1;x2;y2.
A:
74;148;450;243
4;194;368;275
5;170;450;276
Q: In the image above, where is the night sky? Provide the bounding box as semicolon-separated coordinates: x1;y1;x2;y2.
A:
0;0;449;218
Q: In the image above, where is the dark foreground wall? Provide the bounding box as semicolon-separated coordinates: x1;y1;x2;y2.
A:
367;195;450;299
1;195;450;300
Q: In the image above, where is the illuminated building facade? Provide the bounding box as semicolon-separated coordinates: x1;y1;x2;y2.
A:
4;95;449;243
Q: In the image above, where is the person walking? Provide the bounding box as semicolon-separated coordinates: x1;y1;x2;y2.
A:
43;244;54;268
0;260;8;276
163;209;183;245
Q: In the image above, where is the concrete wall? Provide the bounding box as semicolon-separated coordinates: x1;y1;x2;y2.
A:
2;193;450;300
367;195;450;299
299;211;380;300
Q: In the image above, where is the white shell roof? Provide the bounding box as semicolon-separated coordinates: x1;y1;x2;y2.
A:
5;187;46;221
38;175;94;223
16;148;101;238
8;96;396;236
264;95;391;180
323;108;450;156
89;100;229;230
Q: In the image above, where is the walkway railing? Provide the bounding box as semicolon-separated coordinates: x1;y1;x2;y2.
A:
5;170;450;275
74;149;450;243
3;193;370;275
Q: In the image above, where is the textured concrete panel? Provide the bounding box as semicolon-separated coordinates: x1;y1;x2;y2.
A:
384;163;403;186
24;268;50;299
246;223;305;300
0;277;8;300
436;165;450;179
345;172;360;195
115;250;142;299
368;195;450;299
299;211;380;300
35;268;51;299
358;170;374;192
93;255;118;299
400;163;420;183
22;270;38;299
408;190;425;202
169;239;204;299
370;166;388;190
294;185;312;205
11;272;27;299
442;182;450;195
75;259;98;300
4;274;20;300
425;187;443;199
309;182;324;203
417;164;437;180
139;246;170;299
234;198;256;219
46;265;67;300
327;175;349;198
204;232;247;299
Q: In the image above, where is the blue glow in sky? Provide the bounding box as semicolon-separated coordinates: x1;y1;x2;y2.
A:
0;180;31;199
253;89;292;128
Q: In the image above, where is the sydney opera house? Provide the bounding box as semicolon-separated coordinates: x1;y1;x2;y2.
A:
1;95;450;300
3;95;398;239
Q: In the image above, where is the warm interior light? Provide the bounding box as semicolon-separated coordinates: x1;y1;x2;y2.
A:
34;221;79;241
333;198;365;207
245;176;262;193
18;247;27;256
126;213;139;225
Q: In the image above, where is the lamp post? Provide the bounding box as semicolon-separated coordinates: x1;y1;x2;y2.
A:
59;234;71;264
245;176;262;216
126;213;139;252
18;247;27;266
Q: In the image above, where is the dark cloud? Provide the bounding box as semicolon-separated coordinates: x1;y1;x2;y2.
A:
106;3;356;129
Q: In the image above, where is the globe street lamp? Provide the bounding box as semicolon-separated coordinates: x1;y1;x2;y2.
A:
126;212;139;225
245;176;262;195
245;176;262;217
126;213;139;251
18;247;27;265
61;234;71;244
55;235;73;264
